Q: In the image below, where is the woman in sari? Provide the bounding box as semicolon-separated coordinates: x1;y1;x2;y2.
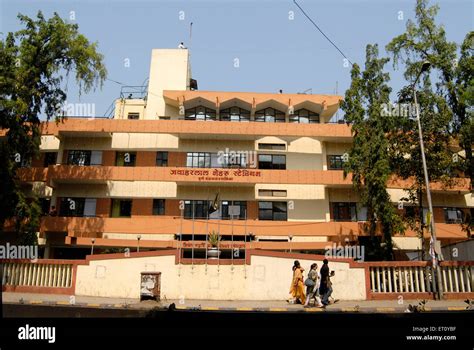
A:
289;260;305;304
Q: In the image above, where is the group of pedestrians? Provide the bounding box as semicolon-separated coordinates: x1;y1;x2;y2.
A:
288;259;335;308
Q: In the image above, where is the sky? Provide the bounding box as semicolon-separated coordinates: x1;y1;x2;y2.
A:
0;0;473;118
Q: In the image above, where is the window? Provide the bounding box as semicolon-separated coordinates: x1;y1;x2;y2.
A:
444;208;464;224
258;143;286;151
156;152;168;167
90;151;102;165
357;206;368;221
186;152;248;168
221;201;247;219
255;108;285;123
258;189;287;197
153;199;166;215
332;202;357;222
127;113;139;120
289;109;320;123
43;152;57;167
186;152;211;168
111;199;132;217
328;155;344;170
115;152;136;167
185;106;216;121
59;198;86;217
59;198;96;217
258;201;287;221
258;154;286;170
213;152;248;168
39;198;51;216
220;107;250;122
67;150;91;166
184;200;210;219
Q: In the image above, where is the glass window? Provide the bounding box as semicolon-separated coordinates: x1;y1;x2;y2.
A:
59;197;86;217
127;113;139;120
217;152;247;168
183;200;247;220
255;108;285;123
258;189;287;197
153;199;165;215
328;155;344;170
184;200;210;219
115;152;136;167
111;199;132;217
220;107;250;122
156;152;168;167
221;201;247;219
67;150;91;166
186;152;247;168
43;152;58;167
186;152;211;168
39;198;51;216
211;154;221;168
289;109;320;123
332;202;357;222
185;106;216;121
357;206;368;221
444;208;464;224
258;143;286;150
258;154;286;170
90;151;102;165
258;201;287;221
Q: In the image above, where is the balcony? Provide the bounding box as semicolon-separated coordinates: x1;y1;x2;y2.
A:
34;118;353;141
39;216;468;240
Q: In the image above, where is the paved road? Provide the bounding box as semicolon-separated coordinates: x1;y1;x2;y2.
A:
2;292;472;315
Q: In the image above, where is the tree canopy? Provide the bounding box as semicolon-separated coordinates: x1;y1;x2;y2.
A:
0;11;107;244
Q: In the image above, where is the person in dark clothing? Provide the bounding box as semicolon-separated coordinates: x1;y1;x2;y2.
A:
319;259;334;306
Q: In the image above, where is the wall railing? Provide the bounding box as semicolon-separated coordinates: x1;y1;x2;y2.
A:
1;260;76;293
368;262;474;298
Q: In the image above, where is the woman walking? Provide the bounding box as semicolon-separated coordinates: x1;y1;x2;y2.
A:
288;260;305;304
304;263;323;307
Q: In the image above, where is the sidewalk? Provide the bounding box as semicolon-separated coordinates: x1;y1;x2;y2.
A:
2;292;472;313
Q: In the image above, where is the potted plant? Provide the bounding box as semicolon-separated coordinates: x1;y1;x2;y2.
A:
207;230;221;259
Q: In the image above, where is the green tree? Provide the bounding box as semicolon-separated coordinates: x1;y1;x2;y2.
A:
0;12;107;244
341;44;405;261
386;0;473;244
386;0;473;188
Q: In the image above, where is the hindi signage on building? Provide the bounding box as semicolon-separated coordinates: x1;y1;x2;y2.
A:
170;168;262;182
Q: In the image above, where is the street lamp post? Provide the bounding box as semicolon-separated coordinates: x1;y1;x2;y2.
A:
412;61;443;300
91;238;95;255
137;235;141;253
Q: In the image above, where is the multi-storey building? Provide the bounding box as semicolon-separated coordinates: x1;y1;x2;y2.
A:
7;49;473;260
